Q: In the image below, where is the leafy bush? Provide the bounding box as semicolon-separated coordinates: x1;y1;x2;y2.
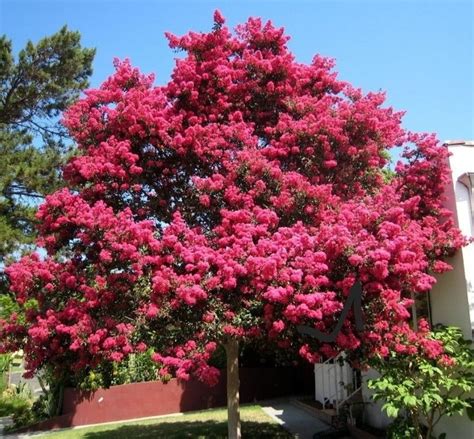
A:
111;349;161;385
368;325;474;439
75;350;161;391
0;353;12;373
0;353;12;392
0;383;33;419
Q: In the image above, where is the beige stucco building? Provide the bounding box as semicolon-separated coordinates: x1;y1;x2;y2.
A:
428;140;474;439
314;140;474;438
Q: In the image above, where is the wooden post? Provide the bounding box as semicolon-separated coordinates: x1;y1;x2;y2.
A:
225;338;241;439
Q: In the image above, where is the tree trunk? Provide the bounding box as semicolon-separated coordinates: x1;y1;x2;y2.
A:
225;338;241;439
426;410;434;439
55;382;64;416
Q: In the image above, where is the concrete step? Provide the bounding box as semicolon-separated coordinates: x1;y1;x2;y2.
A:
290;398;337;425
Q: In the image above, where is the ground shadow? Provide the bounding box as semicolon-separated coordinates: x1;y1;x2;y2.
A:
83;419;291;439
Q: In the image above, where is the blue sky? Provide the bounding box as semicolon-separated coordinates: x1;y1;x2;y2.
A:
1;0;473;144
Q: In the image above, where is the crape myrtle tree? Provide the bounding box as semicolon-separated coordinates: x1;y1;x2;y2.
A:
1;12;465;438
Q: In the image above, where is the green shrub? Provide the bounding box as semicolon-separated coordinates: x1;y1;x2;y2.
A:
75;350;161;391
368;325;474;439
0;353;12;392
0;383;33;418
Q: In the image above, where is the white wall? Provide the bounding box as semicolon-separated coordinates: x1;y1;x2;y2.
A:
429;144;474;439
430;172;472;338
431;250;472;340
363;144;474;436
446;146;474;334
361;369;391;429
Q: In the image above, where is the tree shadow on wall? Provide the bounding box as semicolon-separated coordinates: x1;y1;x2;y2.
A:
82;419;291;439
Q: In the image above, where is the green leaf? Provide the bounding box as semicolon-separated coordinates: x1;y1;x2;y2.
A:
403;395;417;407
382;403;399;418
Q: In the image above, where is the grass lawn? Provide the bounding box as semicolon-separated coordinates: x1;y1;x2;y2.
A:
37;405;293;439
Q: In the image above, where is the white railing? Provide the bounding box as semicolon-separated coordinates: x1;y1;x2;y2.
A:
314;353;361;414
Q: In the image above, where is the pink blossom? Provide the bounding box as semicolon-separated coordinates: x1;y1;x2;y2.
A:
0;12;464;384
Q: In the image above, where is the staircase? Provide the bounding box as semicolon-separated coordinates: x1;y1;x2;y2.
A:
313;354;362;416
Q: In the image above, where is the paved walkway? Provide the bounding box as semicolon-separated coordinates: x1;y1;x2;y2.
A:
0;417;11;437
8;372;43;398
0;417;43;439
261;400;332;439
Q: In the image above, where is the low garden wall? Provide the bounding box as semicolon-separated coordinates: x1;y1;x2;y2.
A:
24;366;313;431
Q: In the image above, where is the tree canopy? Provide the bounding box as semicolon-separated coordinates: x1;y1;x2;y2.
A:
0;13;465;434
0;26;95;263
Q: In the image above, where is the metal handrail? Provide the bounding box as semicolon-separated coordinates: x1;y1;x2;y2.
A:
315;353;361;414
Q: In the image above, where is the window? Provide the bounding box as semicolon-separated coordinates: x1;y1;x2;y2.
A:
411;291;432;329
458;172;474;236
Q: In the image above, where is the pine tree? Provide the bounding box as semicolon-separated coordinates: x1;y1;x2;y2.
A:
0;26;95;264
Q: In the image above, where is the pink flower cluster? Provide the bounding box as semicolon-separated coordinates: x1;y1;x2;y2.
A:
1;12;464;384
373;318;449;366
152;340;220;386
